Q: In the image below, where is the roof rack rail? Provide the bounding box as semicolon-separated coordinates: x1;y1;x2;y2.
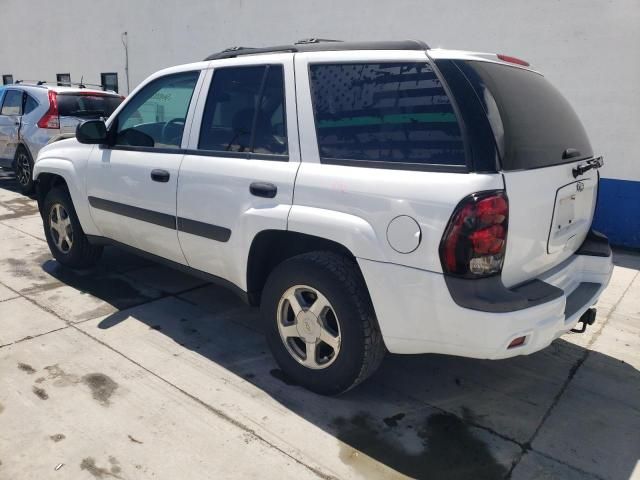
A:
295;38;342;45
204;45;297;61
203;39;430;61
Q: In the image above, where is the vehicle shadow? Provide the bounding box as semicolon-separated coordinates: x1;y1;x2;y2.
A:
76;252;639;480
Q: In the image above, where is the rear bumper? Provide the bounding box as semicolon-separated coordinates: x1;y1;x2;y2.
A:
359;232;613;358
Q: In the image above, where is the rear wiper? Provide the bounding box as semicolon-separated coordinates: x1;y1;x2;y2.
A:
572;156;604;178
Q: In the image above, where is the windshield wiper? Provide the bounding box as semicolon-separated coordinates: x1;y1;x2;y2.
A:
572;156;603;178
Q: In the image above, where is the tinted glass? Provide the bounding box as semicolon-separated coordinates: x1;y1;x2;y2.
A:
57;94;122;118
198;65;287;155
114;71;199;149
24;94;38;114
309;62;465;166
1;90;23;115
457;61;593;170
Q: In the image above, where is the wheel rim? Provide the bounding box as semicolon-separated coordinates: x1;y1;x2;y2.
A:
16;152;31;187
49;203;74;254
276;285;342;370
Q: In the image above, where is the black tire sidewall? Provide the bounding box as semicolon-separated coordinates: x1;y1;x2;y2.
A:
261;255;369;395
43;188;88;267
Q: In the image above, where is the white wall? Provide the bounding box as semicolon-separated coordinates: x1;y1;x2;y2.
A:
1;0;639;180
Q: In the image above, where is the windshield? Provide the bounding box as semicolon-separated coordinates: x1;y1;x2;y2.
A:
57;93;122;119
455;60;593;170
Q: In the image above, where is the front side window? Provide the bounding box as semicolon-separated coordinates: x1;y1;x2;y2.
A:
309;62;466;167
113;71;199;149
198;65;287;156
1;90;23;116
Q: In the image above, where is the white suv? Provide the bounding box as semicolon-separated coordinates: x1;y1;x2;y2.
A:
33;40;613;394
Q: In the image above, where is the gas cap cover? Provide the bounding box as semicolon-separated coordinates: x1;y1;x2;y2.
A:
386;215;422;254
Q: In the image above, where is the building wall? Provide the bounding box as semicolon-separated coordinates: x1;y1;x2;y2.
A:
1;0;639;245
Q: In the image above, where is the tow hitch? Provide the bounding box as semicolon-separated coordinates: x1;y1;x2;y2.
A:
571;308;597;333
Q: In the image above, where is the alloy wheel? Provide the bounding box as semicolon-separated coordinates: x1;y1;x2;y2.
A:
15;152;31;187
49;203;74;254
276;285;342;370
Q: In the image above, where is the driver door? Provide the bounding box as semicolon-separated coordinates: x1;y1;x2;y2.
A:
86;70;203;264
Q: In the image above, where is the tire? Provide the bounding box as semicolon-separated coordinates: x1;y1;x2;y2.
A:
261;251;386;395
14;146;35;195
43;187;103;268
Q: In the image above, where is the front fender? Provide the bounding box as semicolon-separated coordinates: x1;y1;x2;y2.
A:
33;143;99;236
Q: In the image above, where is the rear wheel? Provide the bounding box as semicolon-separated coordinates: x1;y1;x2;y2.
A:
14;147;34;195
43;187;103;268
261;252;385;395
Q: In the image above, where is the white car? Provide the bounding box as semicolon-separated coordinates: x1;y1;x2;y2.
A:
33;39;613;395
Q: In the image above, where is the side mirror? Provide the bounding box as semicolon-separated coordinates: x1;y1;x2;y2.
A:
76;120;108;144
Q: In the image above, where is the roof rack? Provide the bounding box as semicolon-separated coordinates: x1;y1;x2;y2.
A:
204;39;429;61
294;38;342;45
14;80;106;89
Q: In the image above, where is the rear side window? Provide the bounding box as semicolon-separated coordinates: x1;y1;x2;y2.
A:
1;90;23;115
455;61;593;170
57;94;122;119
24;94;38;114
198;65;287;156
309;62;466;168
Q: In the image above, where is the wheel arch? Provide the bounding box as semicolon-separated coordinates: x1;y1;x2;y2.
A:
33;158;100;236
246;230;359;306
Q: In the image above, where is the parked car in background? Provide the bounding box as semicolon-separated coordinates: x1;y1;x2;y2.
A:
0;83;122;194
33;39;612;395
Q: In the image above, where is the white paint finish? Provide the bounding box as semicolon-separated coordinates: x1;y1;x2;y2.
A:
34;140;101;236
386;215;421;254
358;252;612;356
177;54;300;287
501;161;598;288
290;162;502;271
86;147;185;261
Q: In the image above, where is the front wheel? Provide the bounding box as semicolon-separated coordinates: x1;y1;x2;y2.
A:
261;252;385;395
43;187;103;268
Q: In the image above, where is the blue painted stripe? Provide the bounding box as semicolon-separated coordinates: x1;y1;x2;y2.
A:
593;178;640;248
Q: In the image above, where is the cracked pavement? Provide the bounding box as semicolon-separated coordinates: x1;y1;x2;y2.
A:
0;170;638;480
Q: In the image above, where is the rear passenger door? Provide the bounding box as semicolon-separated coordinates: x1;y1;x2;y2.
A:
177;54;300;289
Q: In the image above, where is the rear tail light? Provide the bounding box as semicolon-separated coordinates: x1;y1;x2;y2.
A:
497;54;530;67
439;191;509;277
37;90;60;129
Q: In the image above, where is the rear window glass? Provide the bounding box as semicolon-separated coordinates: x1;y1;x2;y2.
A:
456;61;593;170
57;94;122;119
309;62;466;167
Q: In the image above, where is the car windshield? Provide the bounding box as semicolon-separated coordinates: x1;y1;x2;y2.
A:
57;93;122;119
